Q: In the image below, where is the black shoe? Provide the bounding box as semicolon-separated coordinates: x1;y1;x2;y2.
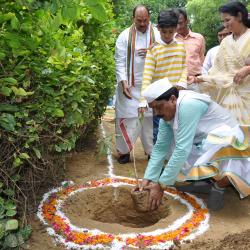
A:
117;154;130;164
207;185;225;210
176;180;212;194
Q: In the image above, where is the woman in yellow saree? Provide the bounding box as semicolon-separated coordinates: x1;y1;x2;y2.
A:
196;1;250;124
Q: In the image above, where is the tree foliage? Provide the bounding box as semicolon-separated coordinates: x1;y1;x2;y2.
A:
0;0;115;247
113;0;250;50
113;0;187;32
187;0;250;50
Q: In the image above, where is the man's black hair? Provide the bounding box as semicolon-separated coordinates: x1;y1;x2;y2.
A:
158;9;178;28
133;4;150;17
175;8;188;20
156;87;179;101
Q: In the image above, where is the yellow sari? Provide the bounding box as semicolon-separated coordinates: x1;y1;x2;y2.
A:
199;29;250;124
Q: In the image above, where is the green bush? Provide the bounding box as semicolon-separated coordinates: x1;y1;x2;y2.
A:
0;181;32;249
0;0;115;246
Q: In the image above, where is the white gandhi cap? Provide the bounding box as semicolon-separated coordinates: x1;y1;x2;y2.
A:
142;78;173;104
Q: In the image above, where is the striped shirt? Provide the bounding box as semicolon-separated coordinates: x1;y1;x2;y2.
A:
141;39;187;98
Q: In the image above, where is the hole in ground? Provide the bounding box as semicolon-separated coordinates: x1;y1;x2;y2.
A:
63;186;170;228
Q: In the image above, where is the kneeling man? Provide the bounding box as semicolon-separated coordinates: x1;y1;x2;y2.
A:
140;78;250;210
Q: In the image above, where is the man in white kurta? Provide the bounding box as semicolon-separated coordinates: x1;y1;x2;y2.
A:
115;5;160;164
139;79;250;211
202;26;231;74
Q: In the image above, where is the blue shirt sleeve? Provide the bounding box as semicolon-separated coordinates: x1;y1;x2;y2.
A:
159;98;208;186
144;119;174;182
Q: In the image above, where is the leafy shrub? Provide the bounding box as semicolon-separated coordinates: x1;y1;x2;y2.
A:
0;0;115;246
0;181;32;249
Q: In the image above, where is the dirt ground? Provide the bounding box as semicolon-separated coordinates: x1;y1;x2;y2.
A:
28;109;250;250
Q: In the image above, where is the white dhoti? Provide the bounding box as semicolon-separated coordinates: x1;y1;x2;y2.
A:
178;125;250;198
115;117;153;155
114;26;160;156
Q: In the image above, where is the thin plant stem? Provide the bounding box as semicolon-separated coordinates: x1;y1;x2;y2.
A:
131;112;145;189
132;146;140;188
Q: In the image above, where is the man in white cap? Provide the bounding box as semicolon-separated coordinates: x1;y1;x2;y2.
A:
138;78;250;211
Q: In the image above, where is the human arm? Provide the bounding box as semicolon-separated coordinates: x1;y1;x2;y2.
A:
115;31;132;99
143;119;174;182
121;80;132;99
200;36;206;63
233;65;250;84
137;48;148;58
142;119;173;210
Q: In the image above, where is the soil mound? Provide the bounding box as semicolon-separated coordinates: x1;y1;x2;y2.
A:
214;229;250;250
182;229;250;250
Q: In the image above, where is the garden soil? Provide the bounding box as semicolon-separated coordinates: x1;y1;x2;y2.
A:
28;109;250;250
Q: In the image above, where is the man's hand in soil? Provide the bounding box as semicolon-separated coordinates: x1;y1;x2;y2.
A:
140;179;151;191
121;80;132;99
133;179;151;192
144;182;164;211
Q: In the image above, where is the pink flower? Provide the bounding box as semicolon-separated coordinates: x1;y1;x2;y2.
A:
174;236;180;241
137;234;144;240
